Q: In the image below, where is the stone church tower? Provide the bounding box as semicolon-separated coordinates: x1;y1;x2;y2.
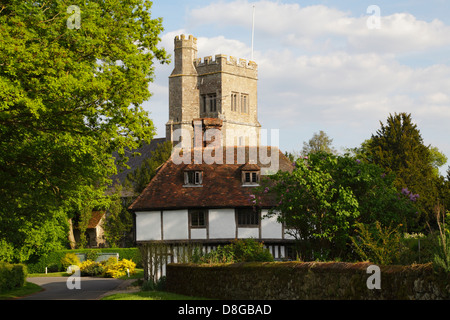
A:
166;34;261;148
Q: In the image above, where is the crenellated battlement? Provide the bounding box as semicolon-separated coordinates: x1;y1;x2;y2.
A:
174;34;197;49
194;54;257;71
168;33;260;148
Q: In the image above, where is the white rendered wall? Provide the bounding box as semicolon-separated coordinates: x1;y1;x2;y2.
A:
237;227;259;238
209;209;235;239
190;228;207;240
163;210;188;240
135;211;161;241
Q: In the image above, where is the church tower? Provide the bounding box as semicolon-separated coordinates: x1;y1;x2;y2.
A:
166;34;261;148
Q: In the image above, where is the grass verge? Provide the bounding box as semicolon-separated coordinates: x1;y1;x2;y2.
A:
0;282;42;300
101;290;209;300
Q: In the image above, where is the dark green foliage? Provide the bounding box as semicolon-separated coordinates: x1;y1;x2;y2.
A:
0;262;27;293
256;151;418;261
364;113;443;229
104;184;134;248
124;140;173;194
192;239;274;264
142;276;166;291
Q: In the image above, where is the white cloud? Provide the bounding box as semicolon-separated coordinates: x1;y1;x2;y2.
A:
150;1;450;164
188;1;450;54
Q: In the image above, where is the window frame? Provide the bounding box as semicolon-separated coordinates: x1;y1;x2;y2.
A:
236;208;260;228
184;170;203;186
189;209;208;228
240;94;249;113
242;170;260;186
231;92;238;112
201;94;207;113
209;93;217;112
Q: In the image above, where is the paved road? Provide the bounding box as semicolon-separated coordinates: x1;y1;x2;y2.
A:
20;276;124;300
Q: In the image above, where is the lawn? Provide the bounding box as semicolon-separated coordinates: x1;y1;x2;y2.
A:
0;282;42;300
101;290;209;300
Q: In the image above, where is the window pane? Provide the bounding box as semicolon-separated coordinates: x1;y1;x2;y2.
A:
191;210;206;227
237;208;259;226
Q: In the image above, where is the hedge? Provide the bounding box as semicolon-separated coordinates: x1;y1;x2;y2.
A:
0;262;27;293
166;261;450;300
27;248;141;274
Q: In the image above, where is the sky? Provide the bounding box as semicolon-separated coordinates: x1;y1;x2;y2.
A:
143;0;450;175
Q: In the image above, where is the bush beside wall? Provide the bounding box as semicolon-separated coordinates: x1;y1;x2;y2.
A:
166;261;450;300
0;262;27;293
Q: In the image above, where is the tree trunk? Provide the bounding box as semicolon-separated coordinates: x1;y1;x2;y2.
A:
68;218;76;249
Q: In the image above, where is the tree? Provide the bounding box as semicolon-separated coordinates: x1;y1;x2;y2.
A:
255;152;418;261
429;146;448;177
0;0;168;262
301;130;336;156
365;113;442;229
104;184;134;248
124;140;173;195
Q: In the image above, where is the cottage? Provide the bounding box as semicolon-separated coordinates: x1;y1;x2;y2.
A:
129;35;295;279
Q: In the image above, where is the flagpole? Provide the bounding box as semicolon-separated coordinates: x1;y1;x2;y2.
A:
251;5;255;61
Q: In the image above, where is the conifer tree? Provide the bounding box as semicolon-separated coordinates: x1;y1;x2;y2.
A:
366;113;441;228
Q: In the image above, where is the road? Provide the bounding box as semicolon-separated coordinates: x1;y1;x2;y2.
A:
19;276;125;300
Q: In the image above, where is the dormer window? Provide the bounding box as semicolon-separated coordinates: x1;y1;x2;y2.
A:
241;162;260;186
242;171;259;185
184;170;203;186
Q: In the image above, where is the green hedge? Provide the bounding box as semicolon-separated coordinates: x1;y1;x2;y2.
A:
0;262;27;293
166;262;450;300
27;248;141;274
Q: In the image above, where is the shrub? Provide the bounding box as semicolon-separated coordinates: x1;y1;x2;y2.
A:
79;260;104;277
104;259;136;278
142;276;166;291
0;262;27;293
27;248;142;273
194;239;274;264
61;253;81;271
433;211;450;272
351;221;406;265
229;239;274;262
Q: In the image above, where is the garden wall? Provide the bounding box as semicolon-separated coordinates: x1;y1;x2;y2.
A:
166;261;450;300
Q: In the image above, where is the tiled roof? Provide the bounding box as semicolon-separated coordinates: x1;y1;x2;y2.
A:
128;146;293;211
74;211;105;229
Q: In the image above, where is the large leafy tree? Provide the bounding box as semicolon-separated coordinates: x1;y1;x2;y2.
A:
301;130;336;156
0;0;168;262
255;152;418;261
